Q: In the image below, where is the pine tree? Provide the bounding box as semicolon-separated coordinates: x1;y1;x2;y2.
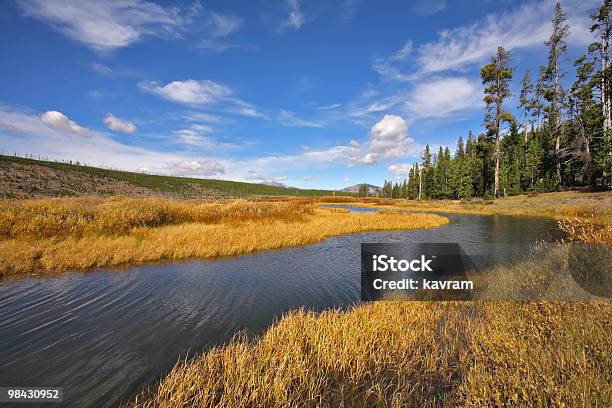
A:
481;46;514;197
421;145;432;199
545;2;570;187
519;69;534;141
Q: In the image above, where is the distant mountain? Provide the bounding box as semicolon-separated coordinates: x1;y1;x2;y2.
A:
341;183;381;195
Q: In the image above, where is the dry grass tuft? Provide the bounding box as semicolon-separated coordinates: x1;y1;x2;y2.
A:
129;301;611;408
559;216;612;243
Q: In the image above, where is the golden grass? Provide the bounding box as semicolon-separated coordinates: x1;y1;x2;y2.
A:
0;197;312;239
0;197;448;277
129;300;611;408
316;191;612;224
316;191;612;243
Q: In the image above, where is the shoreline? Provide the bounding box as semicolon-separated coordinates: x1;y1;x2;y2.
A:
0;202;449;278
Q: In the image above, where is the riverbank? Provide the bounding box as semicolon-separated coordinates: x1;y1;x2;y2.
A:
316;191;612;243
0;197;448;277
131;299;611;407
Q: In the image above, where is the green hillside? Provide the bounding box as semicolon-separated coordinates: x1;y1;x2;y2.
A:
0;155;352;198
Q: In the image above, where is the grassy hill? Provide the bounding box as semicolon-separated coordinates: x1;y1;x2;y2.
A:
0;155;352;198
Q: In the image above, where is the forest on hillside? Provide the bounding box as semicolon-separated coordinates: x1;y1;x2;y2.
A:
377;1;612;200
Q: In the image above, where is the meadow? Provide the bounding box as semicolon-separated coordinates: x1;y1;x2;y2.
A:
0;196;448;277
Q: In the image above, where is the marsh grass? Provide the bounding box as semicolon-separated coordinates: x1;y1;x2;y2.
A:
0;197;448;276
315;191;612;224
0;197;312;239
129;300;611;408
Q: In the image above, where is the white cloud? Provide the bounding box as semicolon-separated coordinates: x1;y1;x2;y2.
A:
378;0;598;81
90;62;113;76
405;77;481;119
139;79;232;105
388;163;413;176
174;124;237;150
281;0;305;30
0;106;224;177
17;0;197;52
41;111;90;136
185;112;226;124
314;103;342;111
160;160;225;177
245;171;287;185
209;12;242;37
103;113;136;133
0;106;419;186
197;11;243;52
368;114;415;160
230;105;268;119
278;110;323;127
140;79;266;118
348;92;409;118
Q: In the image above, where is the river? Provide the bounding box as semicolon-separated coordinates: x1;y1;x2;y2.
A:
0;207;563;407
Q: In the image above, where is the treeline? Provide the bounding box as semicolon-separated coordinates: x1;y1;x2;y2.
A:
380;1;612;200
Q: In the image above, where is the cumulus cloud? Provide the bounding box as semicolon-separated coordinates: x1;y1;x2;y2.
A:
368;114;415;160
281;0;305;30
103;113;136;133
41;111;90;136
17;0;197;52
139;79;232;105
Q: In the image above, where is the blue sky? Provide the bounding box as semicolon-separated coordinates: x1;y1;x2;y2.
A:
0;0;601;189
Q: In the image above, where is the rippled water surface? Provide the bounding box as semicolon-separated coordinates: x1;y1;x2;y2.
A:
0;209;563;407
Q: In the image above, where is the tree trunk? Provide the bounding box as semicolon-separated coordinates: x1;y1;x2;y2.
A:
536;92;542;131
554;59;562;187
494;92;501;198
524;110;529;142
603;45;608;131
